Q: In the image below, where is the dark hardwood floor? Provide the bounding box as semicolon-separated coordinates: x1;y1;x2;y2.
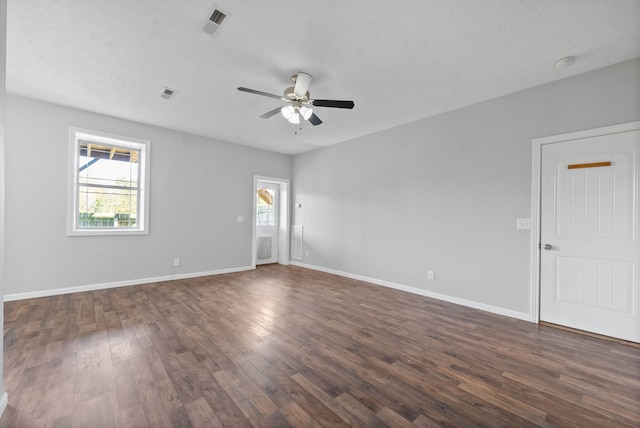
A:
1;264;639;427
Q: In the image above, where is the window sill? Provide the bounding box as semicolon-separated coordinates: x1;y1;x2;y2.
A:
67;228;149;237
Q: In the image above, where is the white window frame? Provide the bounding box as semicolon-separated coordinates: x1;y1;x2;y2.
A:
67;127;150;236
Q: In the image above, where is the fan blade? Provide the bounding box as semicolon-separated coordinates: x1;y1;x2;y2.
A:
294;72;313;97
238;87;282;100
260;106;282;119
307;112;323;126
311;99;355;109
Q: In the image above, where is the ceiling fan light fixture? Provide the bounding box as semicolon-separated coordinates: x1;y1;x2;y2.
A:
288;111;301;124
281;105;294;119
299;106;313;120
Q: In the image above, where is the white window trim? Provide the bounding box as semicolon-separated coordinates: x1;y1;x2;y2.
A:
67;127;150;236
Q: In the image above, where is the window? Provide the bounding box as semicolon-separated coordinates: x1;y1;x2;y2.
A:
256;187;276;226
68;127;150;236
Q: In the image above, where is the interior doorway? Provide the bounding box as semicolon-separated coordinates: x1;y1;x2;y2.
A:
531;122;640;343
252;176;290;267
256;182;279;265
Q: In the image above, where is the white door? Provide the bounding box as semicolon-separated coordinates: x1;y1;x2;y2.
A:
540;128;640;343
256;182;279;265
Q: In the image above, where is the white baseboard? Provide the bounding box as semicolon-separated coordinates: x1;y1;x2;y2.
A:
3;266;253;302
4;262;531;322
291;261;531;322
0;392;7;418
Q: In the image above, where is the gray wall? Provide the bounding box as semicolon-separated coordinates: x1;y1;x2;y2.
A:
292;58;640;315
4;95;291;296
0;0;7;410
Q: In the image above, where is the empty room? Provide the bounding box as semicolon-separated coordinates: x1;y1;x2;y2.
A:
0;1;639;427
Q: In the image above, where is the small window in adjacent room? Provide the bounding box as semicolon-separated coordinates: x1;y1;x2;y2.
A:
68;127;150;236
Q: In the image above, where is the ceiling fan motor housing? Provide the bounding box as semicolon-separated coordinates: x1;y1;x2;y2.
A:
284;87;310;103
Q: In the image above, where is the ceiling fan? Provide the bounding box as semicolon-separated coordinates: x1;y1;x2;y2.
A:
238;72;354;126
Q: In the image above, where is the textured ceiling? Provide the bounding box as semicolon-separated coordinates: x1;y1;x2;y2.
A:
6;0;640;155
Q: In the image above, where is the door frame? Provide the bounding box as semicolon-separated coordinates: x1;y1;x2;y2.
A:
252;175;290;268
529;121;640;323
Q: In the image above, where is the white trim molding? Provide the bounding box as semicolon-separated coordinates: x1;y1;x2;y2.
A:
252;175;291;268
529;121;640;323
0;392;7;419
67;127;151;236
291;261;530;321
3;266;253;302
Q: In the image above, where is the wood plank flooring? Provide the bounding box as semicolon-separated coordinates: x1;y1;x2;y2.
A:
1;264;639;427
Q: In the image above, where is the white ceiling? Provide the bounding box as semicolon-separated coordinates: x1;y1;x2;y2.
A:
6;1;640;155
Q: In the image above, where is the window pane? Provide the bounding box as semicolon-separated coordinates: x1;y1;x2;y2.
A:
256;188;275;226
77;142;140;229
78;143;139;188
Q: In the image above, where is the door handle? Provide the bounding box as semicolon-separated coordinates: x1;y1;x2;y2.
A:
543;244;553;250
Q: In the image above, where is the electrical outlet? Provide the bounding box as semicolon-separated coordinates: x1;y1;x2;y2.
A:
305;250;310;257
427;270;435;280
516;218;531;230
173;258;180;266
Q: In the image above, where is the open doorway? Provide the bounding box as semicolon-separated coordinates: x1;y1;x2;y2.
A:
252;176;290;267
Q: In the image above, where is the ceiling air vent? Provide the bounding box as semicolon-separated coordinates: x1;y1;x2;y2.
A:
160;87;176;100
210;10;226;25
203;8;227;36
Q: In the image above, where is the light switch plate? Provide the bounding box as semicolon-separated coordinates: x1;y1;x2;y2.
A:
237;216;244;222
516;218;531;230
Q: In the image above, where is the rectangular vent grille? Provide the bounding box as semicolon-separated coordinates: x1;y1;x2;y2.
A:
209;10;226;25
291;225;303;260
160;87;176;100
257;236;272;260
203;8;228;36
